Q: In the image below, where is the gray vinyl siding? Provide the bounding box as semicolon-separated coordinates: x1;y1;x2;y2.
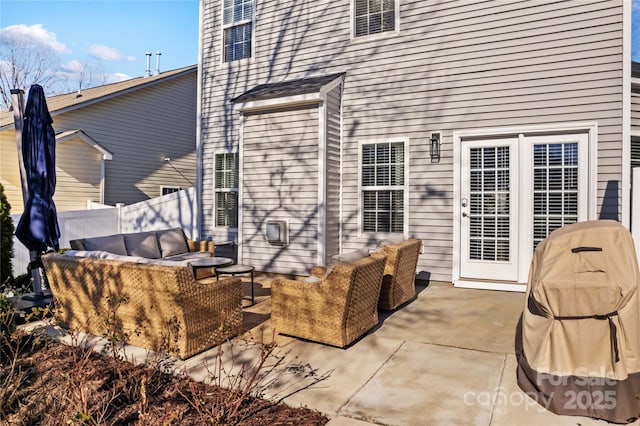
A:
200;0;624;281
53;73;197;206
324;84;342;262
240;106;319;275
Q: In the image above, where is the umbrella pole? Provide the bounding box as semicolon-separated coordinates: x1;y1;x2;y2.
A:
10;89;47;300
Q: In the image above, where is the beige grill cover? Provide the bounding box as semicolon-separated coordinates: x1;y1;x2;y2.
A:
522;220;640;380
518;220;640;423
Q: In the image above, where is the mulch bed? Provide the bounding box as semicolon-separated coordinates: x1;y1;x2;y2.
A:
1;334;329;425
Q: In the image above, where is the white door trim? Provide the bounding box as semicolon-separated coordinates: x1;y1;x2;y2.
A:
452;122;598;292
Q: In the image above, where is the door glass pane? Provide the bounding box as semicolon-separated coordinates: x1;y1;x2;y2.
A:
468;146;510;261
532;142;579;248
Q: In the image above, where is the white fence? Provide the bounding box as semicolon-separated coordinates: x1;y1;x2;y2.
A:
10;187;197;277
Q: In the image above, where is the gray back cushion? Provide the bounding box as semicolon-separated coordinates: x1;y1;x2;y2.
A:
83;234;128;255
124;231;161;258
157;228;189;257
69;239;86;250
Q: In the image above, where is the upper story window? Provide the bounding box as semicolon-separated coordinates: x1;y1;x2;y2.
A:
223;0;254;62
215;152;239;227
361;141;406;233
353;0;397;38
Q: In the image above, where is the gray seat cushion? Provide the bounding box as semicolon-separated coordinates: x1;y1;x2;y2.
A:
124;231;161;258
83;234;128;255
136;257;189;267
164;251;212;262
157;228;189;257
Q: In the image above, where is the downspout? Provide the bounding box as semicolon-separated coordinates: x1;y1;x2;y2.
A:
100;157;106;204
622;0;631;228
317;94;327;266
194;0;204;240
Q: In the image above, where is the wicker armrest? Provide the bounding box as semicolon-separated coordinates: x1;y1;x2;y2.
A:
187;239;215;254
310;265;328;278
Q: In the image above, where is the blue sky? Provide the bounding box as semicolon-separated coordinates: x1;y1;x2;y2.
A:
0;0;199;87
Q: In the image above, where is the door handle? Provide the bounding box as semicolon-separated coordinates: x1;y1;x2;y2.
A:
462;212;469;218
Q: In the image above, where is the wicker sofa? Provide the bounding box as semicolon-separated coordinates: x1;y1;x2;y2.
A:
42;252;243;359
271;255;386;348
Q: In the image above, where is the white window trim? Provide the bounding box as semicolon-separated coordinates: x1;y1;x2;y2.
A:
350;0;400;41
214;151;239;229
220;0;256;64
357;137;410;238
452;122;598;292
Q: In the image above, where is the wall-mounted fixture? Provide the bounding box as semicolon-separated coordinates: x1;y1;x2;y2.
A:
430;132;441;163
266;220;288;246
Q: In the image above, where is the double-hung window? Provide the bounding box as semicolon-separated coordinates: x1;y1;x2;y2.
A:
215;153;239;227
353;0;398;38
361;141;405;233
223;0;254;62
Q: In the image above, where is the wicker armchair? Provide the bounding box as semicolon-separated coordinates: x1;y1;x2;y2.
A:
42;253;243;359
271;255;386;348
374;238;422;310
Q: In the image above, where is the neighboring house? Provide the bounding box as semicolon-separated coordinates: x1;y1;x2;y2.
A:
0;65;197;214
197;0;632;290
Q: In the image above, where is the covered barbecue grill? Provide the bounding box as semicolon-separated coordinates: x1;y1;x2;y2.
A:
517;220;640;423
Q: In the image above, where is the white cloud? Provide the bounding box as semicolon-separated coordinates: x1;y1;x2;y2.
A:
88;44;125;61
104;73;132;83
0;24;68;53
60;59;84;73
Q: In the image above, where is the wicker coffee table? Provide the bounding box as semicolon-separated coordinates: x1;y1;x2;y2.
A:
216;264;255;305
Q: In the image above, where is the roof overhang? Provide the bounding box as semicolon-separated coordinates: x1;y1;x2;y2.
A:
56;129;113;160
232;73;345;113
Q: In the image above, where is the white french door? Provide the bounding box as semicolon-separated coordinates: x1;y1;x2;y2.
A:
460;139;519;281
459;133;589;284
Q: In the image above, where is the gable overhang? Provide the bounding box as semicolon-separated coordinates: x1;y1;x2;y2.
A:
56;129;113;160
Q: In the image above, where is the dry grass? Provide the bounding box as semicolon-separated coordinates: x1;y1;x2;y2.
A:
0;306;329;426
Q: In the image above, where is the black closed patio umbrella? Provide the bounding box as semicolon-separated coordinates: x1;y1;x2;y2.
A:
14;84;60;298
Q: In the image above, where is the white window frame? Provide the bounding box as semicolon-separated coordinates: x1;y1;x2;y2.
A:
351;0;400;40
214;152;239;228
221;0;255;63
160;186;182;196
358;138;409;237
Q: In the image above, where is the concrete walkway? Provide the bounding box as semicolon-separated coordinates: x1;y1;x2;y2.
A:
38;278;640;425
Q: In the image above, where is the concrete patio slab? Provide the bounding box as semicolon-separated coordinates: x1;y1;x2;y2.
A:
340;341;506;426
376;284;524;354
